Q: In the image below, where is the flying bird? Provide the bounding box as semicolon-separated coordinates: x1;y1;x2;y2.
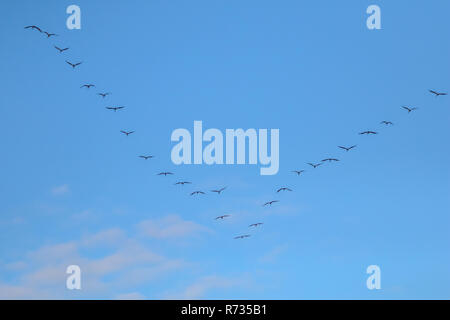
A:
190;191;205;196
24;25;42;32
249;223;263;227
359;131;378;135
98;92;111;98
321;158;339;162
211;187;227;194
215;215;230;220
338;145;357;152
307;162;322;168
381;121;394;125
429;90;447;97
139;155;154;160
277;187;292;193
106;106;124;112
234;235;251;239
66;60;82;69
402;106;418;113
54;46;69;53
292;170;305;176
263;200;279;206
43;31;57;38
157;172;173;176
120;130;134;136
175;181;191;185
80;84;95;89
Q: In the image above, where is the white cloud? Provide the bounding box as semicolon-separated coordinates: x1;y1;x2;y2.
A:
137;215;211;239
81;228;126;247
115;292;146;300
0;224;188;299
51;184;70;196
164;275;248;299
259;244;288;263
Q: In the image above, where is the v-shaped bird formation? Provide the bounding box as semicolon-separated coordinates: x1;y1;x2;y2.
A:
24;24;447;241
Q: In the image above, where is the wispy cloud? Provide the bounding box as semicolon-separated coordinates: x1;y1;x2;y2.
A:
163;275;246;299
115;292;146;300
137;214;212;239
51;184;70;196
0;225;187;299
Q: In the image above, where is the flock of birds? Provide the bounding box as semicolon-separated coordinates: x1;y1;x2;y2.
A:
25;24;447;240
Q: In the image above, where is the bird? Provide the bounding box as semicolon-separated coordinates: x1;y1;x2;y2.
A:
157;172;173;176
381;121;394;125
429;90;447;97
277;187;292;193
321;158;339;162
43;31;57;38
263;200;279;206
234;235;251;239
307;162;322;168
120;130;134;136
338;145;356;152
249;223;263;227
215;215;231;220
54;46;69;53
106;106;124;112
66;60;82;69
211;187;227;194
402;106;418;113
175;181;191;185
292;170;305;176
139;155;154;160
80;84;95;89
98;92;111;98
24;25;42;32
359;131;378;135
190;191;205;196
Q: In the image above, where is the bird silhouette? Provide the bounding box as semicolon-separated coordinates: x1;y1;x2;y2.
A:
402;106;418;113
307;162;322;168
292;170;305;175
211;187;227;194
277;187;292;193
321;158;339;162
249;223;263;227
234;235;251;239
157;172;173;176
215;215;231;220
429;90;447;97
98;92;111;98
359;131;378;135
190;191;205;196
66;60;82;69
80;84;95;89
139;155;154;160
106;106;124;112
263;200;279;206
381;121;394;125
338;145;356;152
120;130;134;136
24;25;42;32
43;31;57;38
54;46;69;53
175;181;191;185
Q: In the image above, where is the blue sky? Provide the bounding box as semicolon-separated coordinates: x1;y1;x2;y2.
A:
0;0;449;299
